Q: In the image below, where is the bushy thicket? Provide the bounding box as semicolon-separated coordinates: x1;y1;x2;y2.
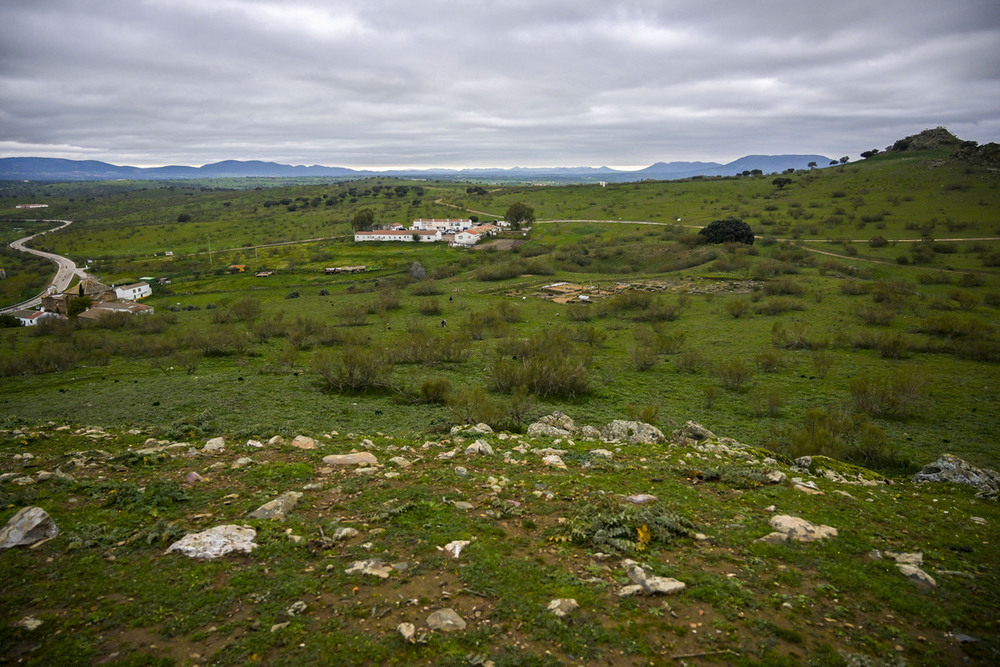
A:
698;218;755;245
488;330;591;397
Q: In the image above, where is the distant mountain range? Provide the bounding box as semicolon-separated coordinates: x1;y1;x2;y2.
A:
0;155;833;183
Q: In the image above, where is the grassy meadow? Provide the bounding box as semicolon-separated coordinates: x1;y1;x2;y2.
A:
1;144;999;665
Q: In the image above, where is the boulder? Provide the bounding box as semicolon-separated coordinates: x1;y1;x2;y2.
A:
450;423;493;435
203;437;225;452
0;507;59;549
527;423;572;438
600;420;665;445
166;525;257;559
672;421;716;445
621;559;686;595
322;452;378;466
426;608;466;632
290;435;316;450
547;598;580;617
247;491;302;520
464;440;494;456
913;454;1000;498
345;558;392;578
897;563;937;588
268;435;285;447
388;456;412;468
542;454;566;469
758;515;838;543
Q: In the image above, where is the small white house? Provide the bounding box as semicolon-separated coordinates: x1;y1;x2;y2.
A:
10;309;58;326
452;224;499;247
115;282;152;301
354;229;441;243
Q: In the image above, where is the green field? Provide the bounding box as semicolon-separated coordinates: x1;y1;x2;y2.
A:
2;139;999;665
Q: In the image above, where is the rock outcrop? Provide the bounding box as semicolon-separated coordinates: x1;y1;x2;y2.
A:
913;454;1000;498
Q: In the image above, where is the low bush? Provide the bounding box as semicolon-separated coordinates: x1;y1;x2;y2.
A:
716;357;753;392
850;365;927;418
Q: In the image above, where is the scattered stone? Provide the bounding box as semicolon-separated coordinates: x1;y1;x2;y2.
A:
268;436;285;447
971;516;987;525
166;525;257;559
450;423;493;435
247;491;302;521
15;616;42;631
360;438;375;449
898;563;937;588
388;456;412;468
580;425;602;440
793;484;824;495
426;608;466;632
624;494;658;505
246;439;263;448
397;622;416;642
758;515;838;544
11;476;35;486
766;470;787;484
913;454;1000;498
0;507;59;549
600;420;664;445
332;526;359;541
547;598;579;617
464;440;494;456
345;559;392;578
185;472;204;483
620;560;686;596
322;452;378;466
203;437;225;452
542;454;566;469
454;466;468;477
286;600;307;616
290;435;316;450
270;622;289;633
672;421;716;445
439;539;472;558
437;450;457;460
453;501;474;511
590;449;614;459
231;457;254;469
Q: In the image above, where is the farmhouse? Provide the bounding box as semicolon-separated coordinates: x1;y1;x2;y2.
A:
355;229;441;243
114;282;152;301
9;309;58;326
452;224;499;247
411;218;472;232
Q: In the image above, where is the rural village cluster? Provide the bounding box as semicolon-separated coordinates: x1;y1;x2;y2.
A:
3;216;513;327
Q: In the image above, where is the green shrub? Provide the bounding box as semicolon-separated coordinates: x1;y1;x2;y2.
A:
312;345;394;392
488;331;590;397
850;366;928;418
716;357;753;392
725;298;751;318
420;377;452;404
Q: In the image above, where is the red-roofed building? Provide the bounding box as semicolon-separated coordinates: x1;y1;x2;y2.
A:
354;229;442;243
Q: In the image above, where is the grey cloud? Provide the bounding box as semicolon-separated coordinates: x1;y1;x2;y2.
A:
1;0;998;167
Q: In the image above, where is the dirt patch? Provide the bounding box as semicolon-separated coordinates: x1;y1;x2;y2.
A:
474;238;526;251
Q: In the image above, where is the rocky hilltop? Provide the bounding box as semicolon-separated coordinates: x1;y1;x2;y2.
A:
2;415;998;665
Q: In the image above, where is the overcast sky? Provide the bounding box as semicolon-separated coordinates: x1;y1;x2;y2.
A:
2;0;999;169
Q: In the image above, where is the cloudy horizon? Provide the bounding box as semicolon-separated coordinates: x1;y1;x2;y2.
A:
2;0;999;170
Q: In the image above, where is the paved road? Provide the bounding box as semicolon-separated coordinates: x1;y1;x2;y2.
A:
1;219;87;314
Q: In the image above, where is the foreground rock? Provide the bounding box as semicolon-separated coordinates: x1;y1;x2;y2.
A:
247;491;302;520
548;598;580;617
619;560;686;596
757;515;838;544
322;452;378;466
166;525;257;559
600;420;665;445
426;608;466;632
0;507;59;549
913;454;1000;498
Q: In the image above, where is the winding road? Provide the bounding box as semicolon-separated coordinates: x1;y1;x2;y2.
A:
1;219;88;315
